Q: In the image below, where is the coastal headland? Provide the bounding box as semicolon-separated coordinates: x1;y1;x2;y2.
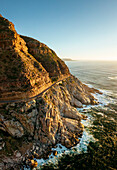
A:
0;15;101;169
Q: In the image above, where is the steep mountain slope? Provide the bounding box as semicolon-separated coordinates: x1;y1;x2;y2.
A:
0;14;69;101
21;35;70;81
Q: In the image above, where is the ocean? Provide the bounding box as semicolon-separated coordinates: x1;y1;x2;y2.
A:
65;60;117;99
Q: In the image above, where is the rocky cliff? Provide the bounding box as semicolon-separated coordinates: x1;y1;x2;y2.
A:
0;15;100;169
20;35;69;81
0;14;70;101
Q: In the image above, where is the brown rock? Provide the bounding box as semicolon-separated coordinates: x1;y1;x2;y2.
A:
4;120;24;137
53;150;57;156
71;97;83;108
14;150;22;158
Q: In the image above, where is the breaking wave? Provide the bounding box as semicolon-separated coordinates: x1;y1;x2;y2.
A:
108;76;117;80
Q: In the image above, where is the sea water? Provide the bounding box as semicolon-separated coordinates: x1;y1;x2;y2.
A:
25;60;117;169
66;60;117;99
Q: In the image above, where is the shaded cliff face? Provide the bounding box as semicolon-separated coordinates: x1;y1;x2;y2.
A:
21;35;70;81
0;15;69;101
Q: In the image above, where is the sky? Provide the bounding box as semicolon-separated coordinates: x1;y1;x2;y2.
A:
0;0;117;61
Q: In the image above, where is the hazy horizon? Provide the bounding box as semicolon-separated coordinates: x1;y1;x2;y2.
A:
62;58;117;61
62;57;117;61
0;0;117;61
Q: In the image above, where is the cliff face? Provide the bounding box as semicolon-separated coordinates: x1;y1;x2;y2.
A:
21;36;70;81
0;15;100;169
0;75;99;169
0;15;69;101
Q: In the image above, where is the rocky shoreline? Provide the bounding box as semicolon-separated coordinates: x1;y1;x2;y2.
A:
39;102;117;170
0;75;101;169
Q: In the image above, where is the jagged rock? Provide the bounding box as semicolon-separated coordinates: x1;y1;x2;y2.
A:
4;120;24;137
0;137;2;142
0;142;5;150
62;104;82;120
71;97;83;108
62;118;83;134
65;139;71;148
0;163;4;168
53;150;57;156
0;74;100;168
14;150;21;158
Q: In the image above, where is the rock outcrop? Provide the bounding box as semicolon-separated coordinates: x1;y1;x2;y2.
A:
0;15;100;169
21;35;70;81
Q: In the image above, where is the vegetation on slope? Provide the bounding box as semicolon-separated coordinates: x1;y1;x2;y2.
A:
0;15;69;100
21;35;70;81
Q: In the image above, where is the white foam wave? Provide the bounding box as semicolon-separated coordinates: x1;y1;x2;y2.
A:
93;89;116;106
108;76;117;80
29;114;96;169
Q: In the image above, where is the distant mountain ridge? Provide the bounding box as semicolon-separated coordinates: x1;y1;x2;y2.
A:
62;58;73;61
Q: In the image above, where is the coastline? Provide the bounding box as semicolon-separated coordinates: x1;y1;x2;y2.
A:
0;75;101;169
26;85;103;169
38;84;117;170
